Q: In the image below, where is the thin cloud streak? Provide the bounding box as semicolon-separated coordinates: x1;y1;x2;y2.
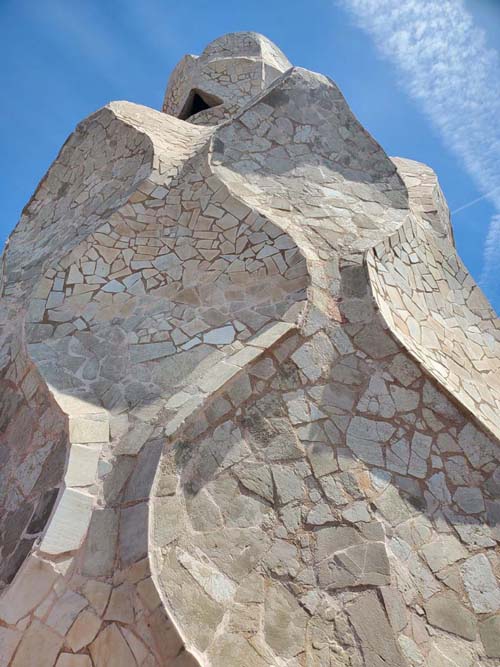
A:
339;0;500;301
452;187;500;215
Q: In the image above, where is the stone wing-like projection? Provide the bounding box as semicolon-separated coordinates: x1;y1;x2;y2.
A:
1;31;499;667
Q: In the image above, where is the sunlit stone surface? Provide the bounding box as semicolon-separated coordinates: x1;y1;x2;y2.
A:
1;31;499;667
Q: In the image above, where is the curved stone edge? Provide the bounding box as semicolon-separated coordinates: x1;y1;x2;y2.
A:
2;106;152;304
0;398;107;624
23;99;214;558
148;321;297;665
38;392;109;557
0;103;216;663
0;102;171;593
1;100;212;304
391;156;454;245
366;214;500;443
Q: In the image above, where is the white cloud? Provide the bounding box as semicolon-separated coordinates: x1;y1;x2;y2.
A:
340;0;500;302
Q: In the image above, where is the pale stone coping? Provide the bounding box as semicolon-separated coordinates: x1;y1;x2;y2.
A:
39;488;95;555
245;321;296;349
0;374;109;612
391;156;454;245
0;385;109;606
366;215;500;442
36;390;109;557
64;443;102;488
0;388;110;598
68;415;108;444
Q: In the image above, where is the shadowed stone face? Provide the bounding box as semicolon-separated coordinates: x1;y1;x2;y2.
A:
1;30;500;667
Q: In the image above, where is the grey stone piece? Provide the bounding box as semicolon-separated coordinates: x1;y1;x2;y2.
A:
374;485;415;525
319;541;390;588
82;508;119;577
453;487;485;514
306;441;338;477
234;463;274;502
381;586;408;633
461;554;500;613
264;583;308;659
346;591;407;666
458;423;495;469
445;509;496;548
119;503;148;566
408;432;431;479
123;438;163;502
390;385;419;413
420;535;467;572
479;614;500;658
130;342;176;363
271;465;304;505
346;416;394;466
263;540;300;577
485;499;500;540
424;591;477;640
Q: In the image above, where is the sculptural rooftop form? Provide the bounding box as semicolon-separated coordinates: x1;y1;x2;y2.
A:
1;31;500;667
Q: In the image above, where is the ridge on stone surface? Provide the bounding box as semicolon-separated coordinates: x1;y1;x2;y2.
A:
1;31;499;667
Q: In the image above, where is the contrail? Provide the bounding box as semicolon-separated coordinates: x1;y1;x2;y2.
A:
339;0;500;305
452;187;500;215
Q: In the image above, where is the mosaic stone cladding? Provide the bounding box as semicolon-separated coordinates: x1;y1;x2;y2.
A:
0;31;499;667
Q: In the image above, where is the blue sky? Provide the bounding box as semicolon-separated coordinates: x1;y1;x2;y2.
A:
1;0;499;312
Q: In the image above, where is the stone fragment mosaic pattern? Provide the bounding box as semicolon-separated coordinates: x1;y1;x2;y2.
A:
0;31;499;667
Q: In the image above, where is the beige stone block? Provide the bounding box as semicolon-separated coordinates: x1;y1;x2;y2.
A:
198;361;239;393
56;654;93;667
248;321;295;349
121;627;149;664
229;345;262;367
83;580;111;615
40;488;94;554
12;620;63;667
90;623;136;667
137;577;161;611
0;627;21;664
0;555;58;624
64;443;100;487
104;584;135;624
50;392;101;415
69;413;109;443
65;608;101;651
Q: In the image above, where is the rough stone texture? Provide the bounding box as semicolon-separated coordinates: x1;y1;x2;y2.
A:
1;31;499;667
479;614;500;658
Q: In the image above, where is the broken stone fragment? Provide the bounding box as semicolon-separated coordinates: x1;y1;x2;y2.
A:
424;590;477;640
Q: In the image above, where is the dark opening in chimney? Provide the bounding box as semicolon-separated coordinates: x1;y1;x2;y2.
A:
179;89;222;120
